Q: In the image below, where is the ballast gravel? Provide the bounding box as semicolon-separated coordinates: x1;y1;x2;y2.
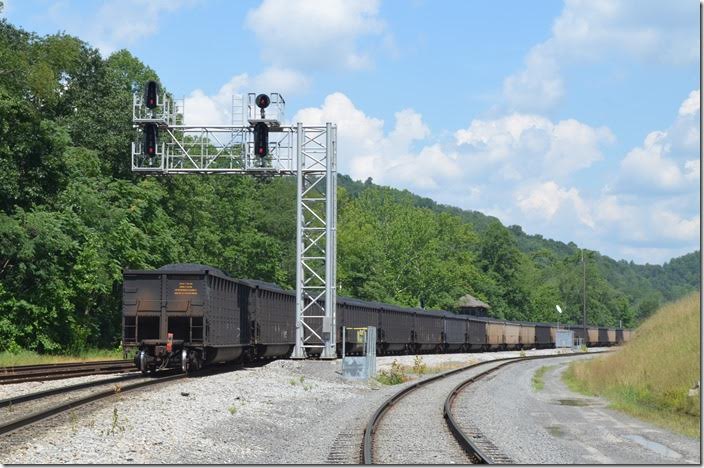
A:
0;348;604;464
455;355;701;464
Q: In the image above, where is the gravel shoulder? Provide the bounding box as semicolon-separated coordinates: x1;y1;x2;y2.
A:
455;355;701;464
0;348;606;464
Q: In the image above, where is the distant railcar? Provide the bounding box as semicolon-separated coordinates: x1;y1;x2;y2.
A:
466;318;487;351
504;323;520;350
122;263;632;372
518;323;535;349
414;310;444;353
484;320;505;351
443;311;467;352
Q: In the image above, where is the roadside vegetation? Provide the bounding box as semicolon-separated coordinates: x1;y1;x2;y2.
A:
375;356;475;385
0;348;124;367
563;293;700;437
531;365;555;391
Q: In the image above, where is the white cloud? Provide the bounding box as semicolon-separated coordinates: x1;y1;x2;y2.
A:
503;0;697;111
184;68;310;125
294;93;460;189
593;195;699;246
46;0;199;55
291;93;697;264
516;181;594;228
455;113;614;178
616;89;700;194
503;42;564;111
254;66;310;95
678;89;700;117
245;0;386;70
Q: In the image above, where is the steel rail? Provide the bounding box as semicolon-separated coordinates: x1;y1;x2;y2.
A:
363;351;605;464
0;360;132;372
0;373;143;409
0;361;135;384
444;352;607;464
0;372;185;437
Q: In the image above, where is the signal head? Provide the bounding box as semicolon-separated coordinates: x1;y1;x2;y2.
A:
255;93;270;109
145;80;159;109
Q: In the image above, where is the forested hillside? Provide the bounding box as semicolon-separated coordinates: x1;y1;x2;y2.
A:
0;18;699;354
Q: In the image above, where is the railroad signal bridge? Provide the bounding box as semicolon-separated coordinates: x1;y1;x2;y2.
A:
131;84;337;359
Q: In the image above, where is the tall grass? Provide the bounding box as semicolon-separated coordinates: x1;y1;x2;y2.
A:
564;293;700;437
0;348;126;367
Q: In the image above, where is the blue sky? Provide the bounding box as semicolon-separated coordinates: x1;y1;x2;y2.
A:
2;0;700;264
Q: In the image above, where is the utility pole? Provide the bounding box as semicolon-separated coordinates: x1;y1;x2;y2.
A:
582;248;587;339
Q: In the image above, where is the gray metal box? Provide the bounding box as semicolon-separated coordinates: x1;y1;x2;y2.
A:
556;329;574;348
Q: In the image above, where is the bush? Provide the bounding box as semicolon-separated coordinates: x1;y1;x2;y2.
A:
376;359;408;385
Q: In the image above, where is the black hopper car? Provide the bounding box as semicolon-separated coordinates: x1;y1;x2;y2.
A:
122;264;629;373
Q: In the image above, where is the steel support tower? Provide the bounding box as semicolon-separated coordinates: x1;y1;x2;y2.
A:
131;90;337;359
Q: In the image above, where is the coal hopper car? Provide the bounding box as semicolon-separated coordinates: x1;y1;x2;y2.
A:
122;264;293;373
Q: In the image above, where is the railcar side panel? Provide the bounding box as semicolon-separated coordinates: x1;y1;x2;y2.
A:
380;307;414;352
467;318;486;350
485;322;504;350
443;313;466;351
519;324;535;349
504;323;520;349
615;328;624;344
414;311;444;352
606;329;616;345
597;327;609;346
251;284;295;357
535;324;552;348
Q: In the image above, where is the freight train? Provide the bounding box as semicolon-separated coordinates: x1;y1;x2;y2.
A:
122;264;631;373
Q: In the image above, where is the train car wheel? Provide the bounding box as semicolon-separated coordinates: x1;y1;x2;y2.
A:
181;349;189;373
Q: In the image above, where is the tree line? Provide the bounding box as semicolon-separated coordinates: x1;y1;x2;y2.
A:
0;19;699;353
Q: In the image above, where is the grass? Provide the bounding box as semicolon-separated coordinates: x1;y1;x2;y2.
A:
532;365;555;391
375;356;475;385
563;293;700;438
0;348;126;367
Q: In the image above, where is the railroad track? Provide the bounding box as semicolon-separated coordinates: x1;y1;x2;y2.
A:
363;352;603;464
0;360;256;439
0;371;184;437
0;360;136;384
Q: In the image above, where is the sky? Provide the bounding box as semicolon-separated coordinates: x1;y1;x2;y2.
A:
2;0;700;265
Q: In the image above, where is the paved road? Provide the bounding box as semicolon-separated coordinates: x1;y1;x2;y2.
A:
454;354;700;464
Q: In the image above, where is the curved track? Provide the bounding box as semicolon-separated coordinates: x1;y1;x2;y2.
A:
363;352;603;464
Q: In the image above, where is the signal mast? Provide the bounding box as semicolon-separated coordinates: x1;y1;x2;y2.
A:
131;82;338;360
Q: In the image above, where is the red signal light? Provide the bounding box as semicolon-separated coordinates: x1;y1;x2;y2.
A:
145;80;159;109
255;93;270;109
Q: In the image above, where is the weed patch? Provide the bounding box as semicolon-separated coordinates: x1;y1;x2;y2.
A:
532;365;555;391
375;359;408;385
563;293;700;438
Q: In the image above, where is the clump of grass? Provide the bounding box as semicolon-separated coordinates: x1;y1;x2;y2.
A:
412;355;427;375
228;405;238;415
531;365;554;391
103;407;125;436
564;293;700;438
376;359;408;385
0;348;126;367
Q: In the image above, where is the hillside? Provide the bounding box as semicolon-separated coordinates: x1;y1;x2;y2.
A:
0;19;699;354
338;175;700;322
564;293;700;437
